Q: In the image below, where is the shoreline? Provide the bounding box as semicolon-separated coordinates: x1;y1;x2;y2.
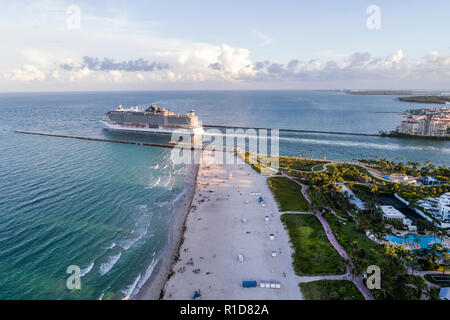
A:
162;150;302;300
135;161;200;300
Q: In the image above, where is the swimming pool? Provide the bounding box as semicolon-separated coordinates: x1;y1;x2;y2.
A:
385;234;443;250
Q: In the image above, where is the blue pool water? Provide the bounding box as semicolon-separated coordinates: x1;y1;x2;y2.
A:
385;234;443;249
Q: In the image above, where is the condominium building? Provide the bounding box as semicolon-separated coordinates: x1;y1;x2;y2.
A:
417;192;450;223
398;107;449;136
439;193;450;222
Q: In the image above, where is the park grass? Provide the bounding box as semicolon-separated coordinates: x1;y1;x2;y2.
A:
281;214;346;275
299;280;364;300
278;156;326;172
312;163;326;172
267;177;309;211
323;213;387;274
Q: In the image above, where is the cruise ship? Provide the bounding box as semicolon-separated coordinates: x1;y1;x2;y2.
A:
100;104;204;135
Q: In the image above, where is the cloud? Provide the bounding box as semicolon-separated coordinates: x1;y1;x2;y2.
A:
3;46;450;89
239;49;450;87
348;52;371;67
109;70;123;82
208;62;222;70
5;65;46;81
60;56;169;72
287;59;300;69
386;49;404;63
267;63;284;74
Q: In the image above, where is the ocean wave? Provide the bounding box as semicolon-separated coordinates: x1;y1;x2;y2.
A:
119;235;144;251
99;252;121;275
80;261;94;277
132;255;158;298
280;136;450;153
146;177;160;189
122;274;141;299
202;131;450;153
156;200;169;207
106;242;116;250
163;175;173;188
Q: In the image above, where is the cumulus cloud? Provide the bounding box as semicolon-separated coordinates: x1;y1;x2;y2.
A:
3;47;450;89
208;62;222;70
60;56;169;72
238;49;450;86
267;63;284;73
348;52;371;67
287;59;300;70
5;65;46;81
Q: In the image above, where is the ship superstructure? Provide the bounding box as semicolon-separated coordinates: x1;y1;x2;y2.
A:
100;104;204;135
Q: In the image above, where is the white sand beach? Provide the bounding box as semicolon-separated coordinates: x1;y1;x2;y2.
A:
163;150;302;300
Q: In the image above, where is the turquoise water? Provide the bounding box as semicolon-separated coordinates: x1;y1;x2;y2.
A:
385;234;443;249
0;90;449;299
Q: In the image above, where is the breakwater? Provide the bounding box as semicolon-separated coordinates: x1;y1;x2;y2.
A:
14;131;184;149
203;124;380;137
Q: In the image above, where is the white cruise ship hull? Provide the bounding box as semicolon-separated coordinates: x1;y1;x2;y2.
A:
100;120;204;135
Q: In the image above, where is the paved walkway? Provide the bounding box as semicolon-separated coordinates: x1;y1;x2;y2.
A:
277;172;375;300
250;157;375;300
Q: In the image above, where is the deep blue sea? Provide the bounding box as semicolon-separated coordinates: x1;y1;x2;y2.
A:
0;90;448;299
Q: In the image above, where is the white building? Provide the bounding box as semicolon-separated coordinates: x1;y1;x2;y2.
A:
398;108;450;137
417;192;450;223
438;193;450;222
381;206;405;221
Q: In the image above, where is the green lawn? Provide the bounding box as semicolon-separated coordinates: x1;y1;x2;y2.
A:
323;213;386;274
281;214;346;275
278;156;326;171
267;177;309;211
299;280;364;300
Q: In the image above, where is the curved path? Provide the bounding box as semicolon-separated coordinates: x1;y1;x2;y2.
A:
270;169;375;300
298;180;374;300
249;155;375;299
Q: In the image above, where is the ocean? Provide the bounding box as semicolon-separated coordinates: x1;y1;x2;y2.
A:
0;90;448;299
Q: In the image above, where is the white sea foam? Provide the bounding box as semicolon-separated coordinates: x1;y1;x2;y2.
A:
80;261;94;277
99;252;122;275
157;200;169;207
122;274;141;299
164;175;173;188
106;242;116;250
133;255;158;297
146;177;160;189
203;131;450;153
119;234;145;251
280;136;450;153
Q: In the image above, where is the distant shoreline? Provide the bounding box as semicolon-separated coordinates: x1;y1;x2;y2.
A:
397;96;450;104
344;90;434;96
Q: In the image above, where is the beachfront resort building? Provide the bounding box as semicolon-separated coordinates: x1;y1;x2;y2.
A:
421;176;445;186
387;173;418;185
416;192;450;223
381;205;405;221
381;206;417;231
398;107;450;137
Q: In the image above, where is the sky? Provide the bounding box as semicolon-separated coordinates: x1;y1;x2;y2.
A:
0;0;449;91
